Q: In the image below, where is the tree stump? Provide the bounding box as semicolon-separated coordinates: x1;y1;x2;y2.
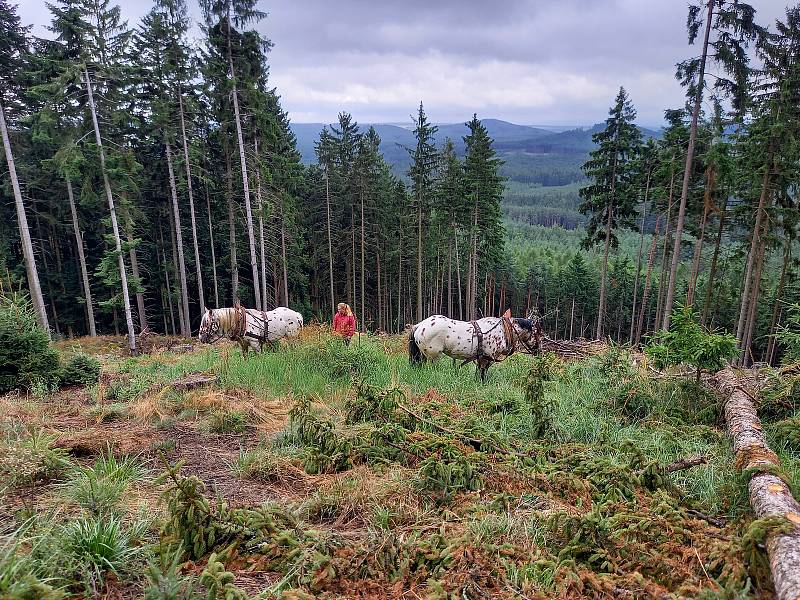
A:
171;373;218;392
715;368;800;600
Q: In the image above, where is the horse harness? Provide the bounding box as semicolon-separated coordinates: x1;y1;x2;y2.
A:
229;304;270;346
463;317;516;366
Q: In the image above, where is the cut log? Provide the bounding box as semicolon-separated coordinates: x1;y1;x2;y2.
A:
171;373;218;392
714;368;800;600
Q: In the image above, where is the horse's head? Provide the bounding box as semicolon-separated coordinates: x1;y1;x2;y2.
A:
512;317;543;352
512;317;534;340
198;307;221;343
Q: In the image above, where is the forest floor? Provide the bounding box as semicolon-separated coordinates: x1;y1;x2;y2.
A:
2;326;799;599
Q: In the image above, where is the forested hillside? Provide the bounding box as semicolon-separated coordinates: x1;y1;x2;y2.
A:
1;0;799;368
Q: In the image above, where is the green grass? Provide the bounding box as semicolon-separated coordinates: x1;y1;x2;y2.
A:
107;334;742;514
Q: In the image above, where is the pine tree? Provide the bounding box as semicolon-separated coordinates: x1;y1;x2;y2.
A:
579;87;642;338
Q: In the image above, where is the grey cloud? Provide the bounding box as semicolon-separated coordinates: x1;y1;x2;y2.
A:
18;0;787;126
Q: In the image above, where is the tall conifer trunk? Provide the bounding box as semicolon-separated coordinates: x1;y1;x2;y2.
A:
225;151;238;301
1;101;49;334
177;91;204;317
204;178;219;307
280;194;289;307
662;0;714;329
125;221;147;332
166;141;191;337
630;172;651;344
636;217;660;345
687;165;716;306
84;67;137;354
701;209;727;326
66;178;95;336
225;14;261;309
596;200;614;339
325;170;335;316
736;155;773;361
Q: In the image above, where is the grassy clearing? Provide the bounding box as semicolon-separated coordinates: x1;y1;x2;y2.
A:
1;327;796;598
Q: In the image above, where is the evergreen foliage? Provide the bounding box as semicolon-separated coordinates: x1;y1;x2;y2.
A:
0;293;61;392
645;305;739;381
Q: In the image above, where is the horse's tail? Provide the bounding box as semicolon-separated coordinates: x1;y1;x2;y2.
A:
408;327;423;365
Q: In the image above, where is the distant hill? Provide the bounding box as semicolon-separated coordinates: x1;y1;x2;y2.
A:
289;119;661;187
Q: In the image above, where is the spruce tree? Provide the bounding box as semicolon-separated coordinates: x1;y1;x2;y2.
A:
0;1;50;334
579;87;642;338
663;0;761;330
463;115;504;320
407;102;438;321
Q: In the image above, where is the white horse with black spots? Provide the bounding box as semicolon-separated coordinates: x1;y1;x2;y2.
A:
408;314;542;382
198;306;303;354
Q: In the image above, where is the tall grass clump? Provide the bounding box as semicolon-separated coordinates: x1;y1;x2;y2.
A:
58;450;145;515
59;515;146;594
0;528;64;600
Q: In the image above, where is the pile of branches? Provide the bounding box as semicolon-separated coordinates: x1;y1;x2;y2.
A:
540;336;607;359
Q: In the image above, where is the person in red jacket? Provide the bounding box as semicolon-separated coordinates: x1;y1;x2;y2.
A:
333;302;356;345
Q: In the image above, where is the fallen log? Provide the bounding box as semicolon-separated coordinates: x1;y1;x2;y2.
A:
715;367;800;600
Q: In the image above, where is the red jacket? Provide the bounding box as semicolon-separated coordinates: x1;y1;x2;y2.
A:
333;313;356;338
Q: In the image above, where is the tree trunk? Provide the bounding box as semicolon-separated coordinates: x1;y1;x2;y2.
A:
125;221;148;333
204;179;219;307
66;178;96;336
570;297;576;340
687;165;715;307
227;22;261;310
766;241;791;365
158;223;176;336
636;217;661;345
166;141;191;337
416;202;423;322
454;228;463;320
225;151;238;302
177;91;205;318
596;200;614;339
280;194;289;307
662;0;714;330
447;239;453;318
655;169;676;330
702;209;727;326
376;250;382;331
715;369;800;600
736;155;773;361
325;170;335;316
361;186;366;328
630;172;651;344
254;140;268;308
1;101;50;335
470;195;479;320
84;67;136;354
742;230;769;366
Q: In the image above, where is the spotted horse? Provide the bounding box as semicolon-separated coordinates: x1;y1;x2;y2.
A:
408;311;542;382
198;304;303;355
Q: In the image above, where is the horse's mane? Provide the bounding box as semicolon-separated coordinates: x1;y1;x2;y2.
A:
214;307;236;332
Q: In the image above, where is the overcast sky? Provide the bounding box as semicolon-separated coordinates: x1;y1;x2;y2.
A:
18;0;787;127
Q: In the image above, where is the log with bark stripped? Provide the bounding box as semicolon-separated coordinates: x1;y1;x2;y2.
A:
715;368;800;600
